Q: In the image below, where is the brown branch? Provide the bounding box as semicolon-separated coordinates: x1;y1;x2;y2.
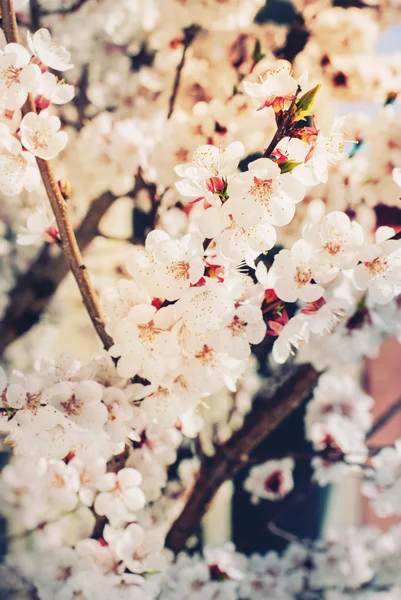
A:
262;85;301;158
1;0;114;350
0;191;117;355
367;396;401;440
167;25;200;120
165;363;319;553
41;0;89;16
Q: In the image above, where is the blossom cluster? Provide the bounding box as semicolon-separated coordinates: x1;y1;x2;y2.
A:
3;525;401;599
1;1;401;599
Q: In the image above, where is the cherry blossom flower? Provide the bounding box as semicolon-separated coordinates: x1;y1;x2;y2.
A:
362;440;401;518
20;110;68;160
353;227;401;304
244;458;295;503
36;72;75;108
272;314;310;364
272;240;325;303
226;157;305;228
243;61;301;111
109;522;167;574
303;211;365;283
0;43;40;110
27;29;74;71
127;231;205;301
214;211;277;267
94;468;145;526
175;142;244;201
110;303;178;381
305;371;373;442
46;380;108;430
285;117;347;186
68;457;107;507
217;304;266;360
0;126;40;196
300;297;353;336
17;207;57;247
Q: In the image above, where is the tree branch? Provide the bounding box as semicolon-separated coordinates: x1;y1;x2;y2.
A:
165;363;319;553
367;396;401;440
167;25;200;120
0;191;118;355
40;0;89;16
1;0;114;350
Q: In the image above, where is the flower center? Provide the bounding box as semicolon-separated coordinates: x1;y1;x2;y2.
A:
25;392;41;415
1;65;21;88
166;260;190;280
227;315;246;337
294;265;312;287
60;393;83;417
195;344;217;367
30;130;49;151
264;470;283;494
323;236;342;256
137;321;162;346
52;473;66;488
249;176;273;208
366;257;390;278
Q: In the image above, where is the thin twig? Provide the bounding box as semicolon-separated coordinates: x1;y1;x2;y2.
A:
0;0;113;351
167;24;200;120
263;85;301;158
367;396;401;439
41;0;89;16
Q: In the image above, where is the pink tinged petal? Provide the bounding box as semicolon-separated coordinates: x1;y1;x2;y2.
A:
3;85;27;110
153;239;180;264
52;83;75;104
274;278;299;303
124;488;146;511
375;226;395;244
393;168;401;187
272;337;290;364
127;303;156;323
94;493;111;516
314;153;328;183
97;473;117;492
298;283;325;302
118;468;142;489
175;178;203;198
369;280;394;305
6;383;26;408
353;264;370;290
19;64;41;90
75;380;103;404
4;43;30;66
291;239;313;262
279;173;305;203
249;157;280;178
188;259;205;284
199;206;230;238
269;196;295;227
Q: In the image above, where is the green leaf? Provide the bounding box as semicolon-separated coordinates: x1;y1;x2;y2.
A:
252;39;266;64
278;160;302;174
295;84;321;120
